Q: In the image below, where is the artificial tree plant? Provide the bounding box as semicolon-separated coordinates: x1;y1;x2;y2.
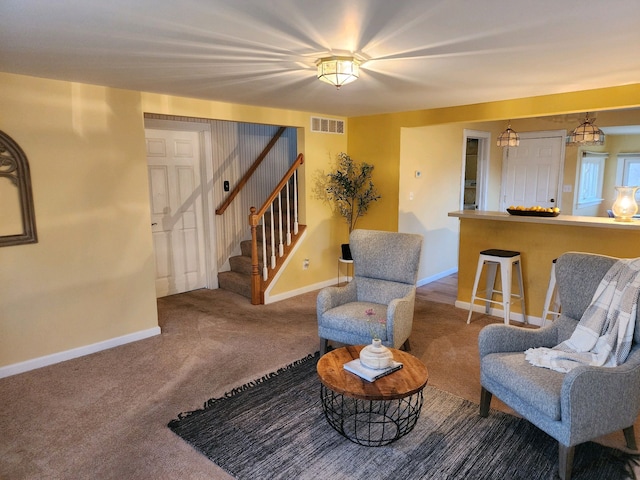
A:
326;152;381;235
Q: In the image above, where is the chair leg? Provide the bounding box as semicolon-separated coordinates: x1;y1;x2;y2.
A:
401;338;411;351
501;262;512;325
467;257;485;324
320;338;328;356
479;387;492;417
623;425;638;450
558;443;575;480
485;262;498;314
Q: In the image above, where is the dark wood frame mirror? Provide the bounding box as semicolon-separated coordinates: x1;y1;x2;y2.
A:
0;130;37;246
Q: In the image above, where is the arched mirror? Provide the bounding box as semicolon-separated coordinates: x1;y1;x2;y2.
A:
0;130;37;246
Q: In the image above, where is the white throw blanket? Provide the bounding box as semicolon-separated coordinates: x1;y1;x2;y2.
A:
525;258;640;373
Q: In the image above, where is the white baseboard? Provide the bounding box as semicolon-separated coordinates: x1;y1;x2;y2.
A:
455;300;543;327
265;278;336;304
0;327;161;379
267;267;460;305
417;267;458;287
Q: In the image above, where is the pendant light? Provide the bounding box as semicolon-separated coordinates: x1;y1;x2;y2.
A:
567;113;605;146
497;121;520;147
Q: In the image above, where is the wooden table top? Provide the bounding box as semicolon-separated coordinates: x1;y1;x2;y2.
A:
316;345;429;401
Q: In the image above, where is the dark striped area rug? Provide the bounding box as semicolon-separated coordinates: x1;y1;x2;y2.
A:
168;353;638;480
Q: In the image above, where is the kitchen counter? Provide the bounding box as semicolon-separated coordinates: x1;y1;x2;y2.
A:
448;209;640;230
448;210;640;325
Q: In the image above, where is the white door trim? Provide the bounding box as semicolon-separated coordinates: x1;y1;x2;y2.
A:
462;129;491;211
144;118;219;290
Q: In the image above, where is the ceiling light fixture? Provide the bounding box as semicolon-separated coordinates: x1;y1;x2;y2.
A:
316;56;360;89
497;121;520;147
567;113;605;145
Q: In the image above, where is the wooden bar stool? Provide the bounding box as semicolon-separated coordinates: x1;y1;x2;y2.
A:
541;258;561;326
467;249;526;325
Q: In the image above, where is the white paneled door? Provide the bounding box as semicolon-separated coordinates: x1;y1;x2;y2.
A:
146;129;206;297
500;132;565;211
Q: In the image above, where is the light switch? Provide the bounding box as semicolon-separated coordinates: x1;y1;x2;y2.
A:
563;184;572;193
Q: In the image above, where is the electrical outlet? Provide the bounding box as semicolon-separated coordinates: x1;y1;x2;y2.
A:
303;258;310;270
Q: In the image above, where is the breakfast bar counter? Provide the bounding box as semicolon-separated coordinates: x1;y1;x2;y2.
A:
448;210;640;324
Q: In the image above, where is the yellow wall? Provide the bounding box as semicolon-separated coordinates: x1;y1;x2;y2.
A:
601;134;640;214
0;73;349;368
349;84;640;229
4;68;640;370
458;218;640;320
140;93;349;296
0;74;159;367
399;125;465;280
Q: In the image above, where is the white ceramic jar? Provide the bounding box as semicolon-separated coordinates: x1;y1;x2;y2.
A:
359;339;393;369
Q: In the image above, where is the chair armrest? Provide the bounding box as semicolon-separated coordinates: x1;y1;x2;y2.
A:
561;348;640;441
386;290;416;345
316;281;357;316
478;323;560;357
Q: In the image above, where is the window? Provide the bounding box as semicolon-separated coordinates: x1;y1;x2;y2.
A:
576;151;606;208
621;153;640;187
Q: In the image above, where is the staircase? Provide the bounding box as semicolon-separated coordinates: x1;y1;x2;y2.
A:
217;152;305;304
218;208;304;300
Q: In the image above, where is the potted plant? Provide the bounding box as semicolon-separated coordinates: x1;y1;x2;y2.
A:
326;152;381;259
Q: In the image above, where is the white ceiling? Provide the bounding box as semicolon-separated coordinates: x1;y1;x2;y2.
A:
2;0;640;117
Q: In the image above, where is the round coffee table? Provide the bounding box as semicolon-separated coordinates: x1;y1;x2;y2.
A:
316;345;429;446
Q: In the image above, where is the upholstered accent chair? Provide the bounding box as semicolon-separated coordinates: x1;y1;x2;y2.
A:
479;252;640;480
317;229;423;355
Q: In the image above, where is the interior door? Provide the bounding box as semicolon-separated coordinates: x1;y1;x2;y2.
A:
500;132;565;210
146;129;206;297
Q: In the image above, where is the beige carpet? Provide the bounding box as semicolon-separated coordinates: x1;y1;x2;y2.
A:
0;277;636;479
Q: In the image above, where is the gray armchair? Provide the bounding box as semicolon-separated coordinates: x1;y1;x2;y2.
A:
479;252;640;480
317;229;423;355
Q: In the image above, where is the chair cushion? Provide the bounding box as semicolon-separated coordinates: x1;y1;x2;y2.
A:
320;301;389;341
482;352;565;420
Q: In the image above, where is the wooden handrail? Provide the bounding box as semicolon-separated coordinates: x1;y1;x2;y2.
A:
216;126;287;215
249;153;304;225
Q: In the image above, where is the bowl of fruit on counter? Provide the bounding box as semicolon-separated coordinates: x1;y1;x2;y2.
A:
506;205;560;217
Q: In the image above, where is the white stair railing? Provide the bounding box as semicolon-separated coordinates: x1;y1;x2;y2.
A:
249;153;304;304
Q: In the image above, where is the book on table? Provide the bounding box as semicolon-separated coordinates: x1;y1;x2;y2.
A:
343;359;404;382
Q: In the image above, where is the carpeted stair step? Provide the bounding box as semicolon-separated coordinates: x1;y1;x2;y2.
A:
229;255;255;276
240;240;275;259
217;270;252;299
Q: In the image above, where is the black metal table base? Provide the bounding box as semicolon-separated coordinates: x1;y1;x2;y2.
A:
320;384;424;446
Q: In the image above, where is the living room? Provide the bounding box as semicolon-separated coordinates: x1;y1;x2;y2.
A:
2;1;640;478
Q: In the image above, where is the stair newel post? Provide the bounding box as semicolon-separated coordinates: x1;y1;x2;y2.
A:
248;207;261;305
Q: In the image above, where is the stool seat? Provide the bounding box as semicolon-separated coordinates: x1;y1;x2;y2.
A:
467;249;527;325
480;249;520;258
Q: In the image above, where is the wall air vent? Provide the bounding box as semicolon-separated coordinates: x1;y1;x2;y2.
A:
311;117;345;134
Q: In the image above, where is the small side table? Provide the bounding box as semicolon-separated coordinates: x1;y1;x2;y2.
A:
317;345;429;446
337;257;354;286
